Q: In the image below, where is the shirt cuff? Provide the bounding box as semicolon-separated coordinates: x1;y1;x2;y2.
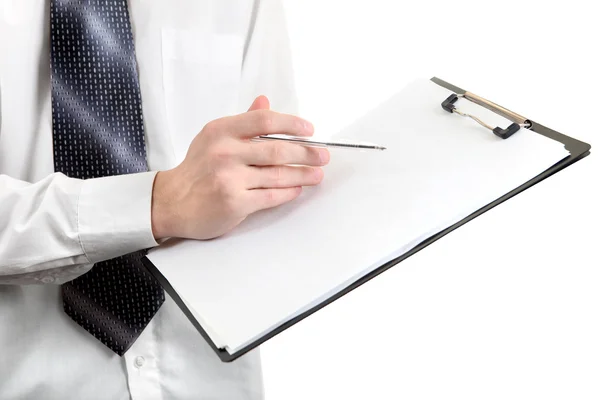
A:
78;171;160;263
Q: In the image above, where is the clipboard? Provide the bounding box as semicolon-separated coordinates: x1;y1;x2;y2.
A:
142;77;591;362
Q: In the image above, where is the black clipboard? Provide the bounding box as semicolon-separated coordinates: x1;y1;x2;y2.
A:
142;77;591;362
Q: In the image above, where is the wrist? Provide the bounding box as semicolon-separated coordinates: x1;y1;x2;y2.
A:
151;169;177;240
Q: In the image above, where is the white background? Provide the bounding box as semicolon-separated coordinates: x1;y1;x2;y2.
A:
261;1;600;399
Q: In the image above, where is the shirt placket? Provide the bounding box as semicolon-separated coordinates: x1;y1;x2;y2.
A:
123;318;163;400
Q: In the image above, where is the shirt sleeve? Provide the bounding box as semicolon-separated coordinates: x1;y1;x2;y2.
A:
238;0;299;115
0;172;159;285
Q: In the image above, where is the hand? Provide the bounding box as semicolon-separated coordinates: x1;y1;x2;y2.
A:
151;96;330;240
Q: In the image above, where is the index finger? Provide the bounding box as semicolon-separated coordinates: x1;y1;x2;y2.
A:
216;109;314;139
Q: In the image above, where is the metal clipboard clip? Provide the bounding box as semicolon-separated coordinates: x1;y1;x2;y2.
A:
441;92;532;139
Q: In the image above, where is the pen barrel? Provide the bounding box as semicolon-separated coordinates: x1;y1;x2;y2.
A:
251;136;385;150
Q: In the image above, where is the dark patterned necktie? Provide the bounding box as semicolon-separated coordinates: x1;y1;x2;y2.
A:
50;0;165;356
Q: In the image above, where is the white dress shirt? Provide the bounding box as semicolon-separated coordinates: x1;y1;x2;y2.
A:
0;0;297;398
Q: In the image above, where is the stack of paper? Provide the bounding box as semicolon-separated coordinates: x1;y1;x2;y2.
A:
146;79;569;354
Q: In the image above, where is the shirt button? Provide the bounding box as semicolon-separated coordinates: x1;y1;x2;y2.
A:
134;356;145;368
41;276;55;284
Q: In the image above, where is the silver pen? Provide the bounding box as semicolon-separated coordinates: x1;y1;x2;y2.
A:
251;135;386;151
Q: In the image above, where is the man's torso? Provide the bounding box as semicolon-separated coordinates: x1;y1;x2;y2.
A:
0;1;264;398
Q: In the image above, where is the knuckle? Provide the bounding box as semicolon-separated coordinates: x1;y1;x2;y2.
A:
256;110;274;131
211;170;231;192
263;189;276;204
268;143;285;164
271;166;285;186
221;192;239;213
203;119;220;137
210;146;233;163
217;149;232;162
211;171;238;210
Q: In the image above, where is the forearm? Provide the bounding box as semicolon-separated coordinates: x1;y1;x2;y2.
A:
0;172;158;284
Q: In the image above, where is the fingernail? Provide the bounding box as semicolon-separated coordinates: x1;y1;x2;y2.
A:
314;167;324;181
303;120;314;134
319;149;330;165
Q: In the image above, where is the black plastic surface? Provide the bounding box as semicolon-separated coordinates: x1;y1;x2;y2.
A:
442;94;459;112
493;122;521;139
143;77;591;363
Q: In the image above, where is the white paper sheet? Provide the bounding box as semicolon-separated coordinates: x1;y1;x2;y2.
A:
147;79;569;352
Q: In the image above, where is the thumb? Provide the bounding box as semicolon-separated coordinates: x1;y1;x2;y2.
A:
247;95;271;112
